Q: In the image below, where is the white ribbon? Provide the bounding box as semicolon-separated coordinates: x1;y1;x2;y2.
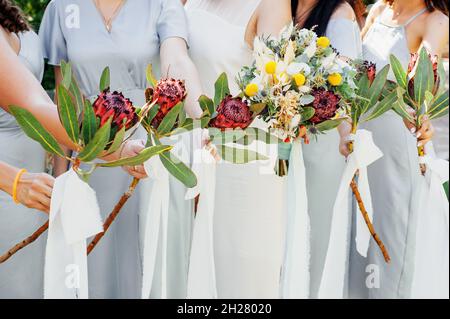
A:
44;170;103;299
280;140;311;299
318;129;382;299
141;156;170;299
411;144;449;299
186;128;218;299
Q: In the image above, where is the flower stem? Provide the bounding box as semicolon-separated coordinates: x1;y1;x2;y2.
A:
418;144;427;176
0;221;49;264
87;178;140;255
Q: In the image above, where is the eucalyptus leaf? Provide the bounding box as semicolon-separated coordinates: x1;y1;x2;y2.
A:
160;151;198;188
9;106;65;157
78;118;111;162
99;67;110;92
299;95;315;105
57;85;79;143
301;106;315;122
315;118;344;132
99;145;172;168
249;103;267;115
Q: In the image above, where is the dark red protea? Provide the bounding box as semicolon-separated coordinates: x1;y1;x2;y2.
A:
407;52;439;97
148;78;187;127
92;89;138;130
210;96;253;130
310;88;340;124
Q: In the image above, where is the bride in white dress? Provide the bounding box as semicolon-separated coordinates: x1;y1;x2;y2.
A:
184;0;291;298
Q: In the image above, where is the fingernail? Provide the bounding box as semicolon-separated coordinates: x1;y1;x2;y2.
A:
410;128;416;134
416;132;422;138
417;141;423;147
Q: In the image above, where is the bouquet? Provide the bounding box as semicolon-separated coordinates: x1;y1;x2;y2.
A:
0;63;169;298
390;47;449;174
237;24;357;176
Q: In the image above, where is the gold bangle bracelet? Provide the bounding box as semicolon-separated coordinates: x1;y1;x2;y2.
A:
12;169;27;204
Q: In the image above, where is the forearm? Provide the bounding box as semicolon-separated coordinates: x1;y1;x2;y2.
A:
0;161;19;196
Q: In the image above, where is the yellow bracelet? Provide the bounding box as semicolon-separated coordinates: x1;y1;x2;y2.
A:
12;169;27;204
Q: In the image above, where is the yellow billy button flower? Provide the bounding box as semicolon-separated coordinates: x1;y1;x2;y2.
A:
265;61;277;75
328;73;343;86
245;83;259;97
293;73;306;87
317;36;331;48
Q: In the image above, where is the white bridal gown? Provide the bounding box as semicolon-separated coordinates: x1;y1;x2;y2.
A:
185;0;287;299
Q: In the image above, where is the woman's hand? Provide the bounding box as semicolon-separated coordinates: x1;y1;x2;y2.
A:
120;139;148;179
16;172;54;214
403;110;435;148
338;120;353;158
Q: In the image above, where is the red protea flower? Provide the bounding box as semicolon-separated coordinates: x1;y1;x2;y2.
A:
149;78;187;127
92;89;138;130
357;60;377;85
407;52;439;97
210;96;253;130
310;88;340;124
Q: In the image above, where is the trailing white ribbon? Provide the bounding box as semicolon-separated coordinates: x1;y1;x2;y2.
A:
186;128;218;299
411;145;449;299
318;129;382;299
141;156;170;299
280;140;311;299
44;170;103;299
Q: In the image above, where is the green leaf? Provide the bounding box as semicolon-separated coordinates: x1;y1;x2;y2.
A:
437;60;447;95
106;124;126;155
390;54;408;89
199;95;215;116
214;73;230;106
364;89;397;122
146;104;160;125
60;60;72;90
82;99;97;145
249;103;267;115
315;118;344;132
216;145;268;164
9;106;65;157
99;67;110;92
365;64;390;113
178;108;187;126
414;48;434;109
160;151;198;188
146;64;158;88
210;129;246;145
301;107;315;122
392;87;415;123
428;91;449;120
69;77;84;118
157;102;184;135
78;118;111;162
235;128;281;145
99;145;171;168
57;85;79;143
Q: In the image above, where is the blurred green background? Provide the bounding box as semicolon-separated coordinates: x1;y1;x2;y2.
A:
16;0;378;90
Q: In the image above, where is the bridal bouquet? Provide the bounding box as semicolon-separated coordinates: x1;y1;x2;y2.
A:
2;62;169;298
237;24;357;176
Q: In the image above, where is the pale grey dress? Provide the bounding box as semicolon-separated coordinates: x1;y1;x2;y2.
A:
0;31;47;299
39;0;191;299
360;8;428;299
302;19;363;299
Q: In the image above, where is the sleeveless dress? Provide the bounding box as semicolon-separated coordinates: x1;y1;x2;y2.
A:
302;19;363;299
0;31;47;299
361;8;427;299
39;0;190;299
185;0;287;299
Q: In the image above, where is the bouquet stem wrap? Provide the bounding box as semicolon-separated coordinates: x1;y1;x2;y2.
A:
318;129;382;299
186;129;218;299
280;140;311;299
141;157;170;299
275;142;292;177
411;144;449;299
44;170;103;299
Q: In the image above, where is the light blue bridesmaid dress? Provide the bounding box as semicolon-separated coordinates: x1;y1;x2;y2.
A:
360;8;428;299
39;0;191;299
301;18;363;299
0;31;47;298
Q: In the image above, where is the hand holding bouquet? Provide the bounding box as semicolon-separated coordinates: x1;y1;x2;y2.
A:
237;24;357;176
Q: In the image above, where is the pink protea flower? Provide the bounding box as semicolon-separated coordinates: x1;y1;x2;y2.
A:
92;89;138;130
148;78;187;127
210;96;253;130
407;52;439;97
310;88;340;124
361;60;377;85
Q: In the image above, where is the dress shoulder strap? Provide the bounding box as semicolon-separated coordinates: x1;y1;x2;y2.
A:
403;8;428;27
